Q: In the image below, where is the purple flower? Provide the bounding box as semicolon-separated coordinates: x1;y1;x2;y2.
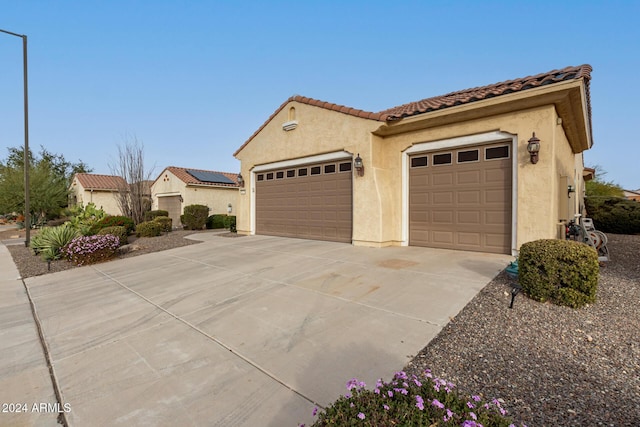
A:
467;401;475;409
432;399;444;409
312;407;317;416
415;395;424;410
472;395;481;402
470;411;477;420
357;412;365;420
383;404;389;411
387;390;393;398
395;371;408;380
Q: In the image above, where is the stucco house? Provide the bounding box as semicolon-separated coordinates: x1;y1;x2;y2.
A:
623;189;640;201
234;65;594;255
69;173;127;216
151;167;240;227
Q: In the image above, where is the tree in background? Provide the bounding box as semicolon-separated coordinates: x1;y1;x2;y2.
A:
109;137;155;224
585;165;624;198
0;146;92;224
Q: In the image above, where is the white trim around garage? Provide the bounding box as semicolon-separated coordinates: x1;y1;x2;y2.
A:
401;131;518;255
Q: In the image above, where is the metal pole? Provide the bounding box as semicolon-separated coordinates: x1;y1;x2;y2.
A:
0;29;30;246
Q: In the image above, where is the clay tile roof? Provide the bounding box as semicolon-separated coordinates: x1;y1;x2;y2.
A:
234;65;592;156
163;166;239;188
378;64;593;120
74;173;127;191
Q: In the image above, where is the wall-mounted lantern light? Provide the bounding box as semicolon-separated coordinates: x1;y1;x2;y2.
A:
227;203;232;214
354;153;364;177
237;173;244;187
568;185;576;197
527;133;541;164
179;195;184;203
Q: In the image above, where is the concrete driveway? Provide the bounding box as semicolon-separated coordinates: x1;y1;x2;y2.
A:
20;234;510;426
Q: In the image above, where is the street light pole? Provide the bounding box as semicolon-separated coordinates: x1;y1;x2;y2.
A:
0;28;30;247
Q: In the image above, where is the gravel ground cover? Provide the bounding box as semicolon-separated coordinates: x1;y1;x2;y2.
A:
3;228;216;278
405;233;640;427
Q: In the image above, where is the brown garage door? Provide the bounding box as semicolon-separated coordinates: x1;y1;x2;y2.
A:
158;196;182;229
256;160;352;243
409;143;512;254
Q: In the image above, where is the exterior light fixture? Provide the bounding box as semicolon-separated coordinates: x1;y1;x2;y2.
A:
237;173;244;187
178;195;184;203
227;203;232;214
354;153;364;177
568;185;576;196
527;133;540;164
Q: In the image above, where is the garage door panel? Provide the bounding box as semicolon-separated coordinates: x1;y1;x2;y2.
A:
410;143;511;254
256;160;352;243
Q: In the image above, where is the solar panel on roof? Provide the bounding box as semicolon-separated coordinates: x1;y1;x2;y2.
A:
186;170;235;185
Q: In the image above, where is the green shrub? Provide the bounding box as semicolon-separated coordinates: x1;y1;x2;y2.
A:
153;215;172;232
30;225;81;261
90;215;135;235
206;214;227;229
62;234;120;266
519;239;599;308
181;204;209;230
64;203;107;235
144;210;169;222
311;370;520;426
97;226;128;246
224;215;236;232
585;196;640;234
135;221;162;237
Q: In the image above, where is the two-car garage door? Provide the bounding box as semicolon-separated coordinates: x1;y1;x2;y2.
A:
409;143;512;254
255;159;353;243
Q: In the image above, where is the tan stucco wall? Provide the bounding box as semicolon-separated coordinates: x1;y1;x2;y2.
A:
151;170;239;216
70;182;123;216
235;102;381;237
237;100;588;252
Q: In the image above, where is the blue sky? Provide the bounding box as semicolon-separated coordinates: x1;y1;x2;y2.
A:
1;1;638;189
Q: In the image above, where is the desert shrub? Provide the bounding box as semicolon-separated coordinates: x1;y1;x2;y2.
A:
153;215;172;232
144;210;169;222
224;215;236;232
90;215;136;235
180;204;209;230
206;214;227;229
97;226;128;246
62;234;120;266
519;239;599;308
64;203;107;235
136;220;162;237
585;196;640;234
30;225;81;261
311;370;521;427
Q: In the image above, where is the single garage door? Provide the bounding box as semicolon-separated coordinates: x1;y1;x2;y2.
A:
256;159;352;243
409;143;512;254
158;195;182;229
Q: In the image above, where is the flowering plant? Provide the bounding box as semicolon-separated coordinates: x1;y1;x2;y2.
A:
305;369;526;427
62;234;120;266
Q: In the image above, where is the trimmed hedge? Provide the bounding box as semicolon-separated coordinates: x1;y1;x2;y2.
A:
153;215;172;232
519;239;599;308
97;226;128;246
136;221;162;237
144;210;169;222
90;215;135;235
181;204;209;230
206;214;227;229
585;196;640;234
224;215;236;232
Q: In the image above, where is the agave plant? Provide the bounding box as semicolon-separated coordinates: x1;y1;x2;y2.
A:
31;225;81;261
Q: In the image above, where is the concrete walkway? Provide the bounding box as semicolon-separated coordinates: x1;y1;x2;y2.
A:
1;234;511;426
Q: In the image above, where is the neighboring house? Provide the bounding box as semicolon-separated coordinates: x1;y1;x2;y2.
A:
151;167;240;227
234;65;594;255
69;173;127;216
623;189;640;201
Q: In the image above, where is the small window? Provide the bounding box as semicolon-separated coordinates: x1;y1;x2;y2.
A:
339;162;352;172
286;169;295;178
486;145;510;160
324;164;336;174
411;156;428;168
276;171;284;179
310;166;321;175
257;174;264;181
266;172;274;180
457;150;479;163
433;153;452;165
298;168;308;177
